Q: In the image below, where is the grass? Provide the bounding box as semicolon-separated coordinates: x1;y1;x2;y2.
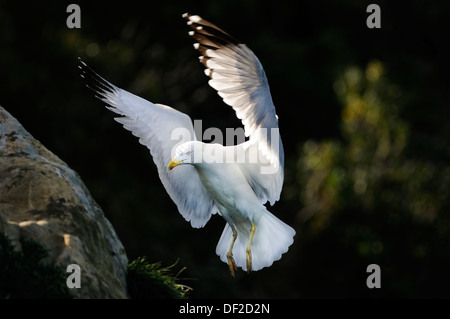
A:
0;233;192;299
126;256;192;299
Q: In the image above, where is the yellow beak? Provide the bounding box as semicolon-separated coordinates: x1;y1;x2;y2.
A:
168;158;183;170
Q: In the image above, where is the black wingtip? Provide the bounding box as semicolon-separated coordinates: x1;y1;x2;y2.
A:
77;58;115;96
183;13;240;48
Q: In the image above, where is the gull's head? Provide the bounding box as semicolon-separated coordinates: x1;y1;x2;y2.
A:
168;141;198;171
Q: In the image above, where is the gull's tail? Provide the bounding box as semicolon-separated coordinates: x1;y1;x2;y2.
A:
216;211;295;272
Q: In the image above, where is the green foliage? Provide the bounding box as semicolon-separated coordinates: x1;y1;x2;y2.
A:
300;60;448;227
0;234;73;299
127;257;192;299
296;61;450;297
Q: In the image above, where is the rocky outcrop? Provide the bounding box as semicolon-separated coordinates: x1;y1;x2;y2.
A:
0;106;128;298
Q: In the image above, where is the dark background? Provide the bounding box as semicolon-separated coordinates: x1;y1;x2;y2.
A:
1;0;449;298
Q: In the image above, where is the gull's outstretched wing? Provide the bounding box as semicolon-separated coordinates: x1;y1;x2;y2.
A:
79;59;217;228
183;13;284;205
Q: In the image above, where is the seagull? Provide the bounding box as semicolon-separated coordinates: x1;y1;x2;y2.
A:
79;13;295;276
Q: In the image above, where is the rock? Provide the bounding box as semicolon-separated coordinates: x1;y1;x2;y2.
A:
0;106;128;298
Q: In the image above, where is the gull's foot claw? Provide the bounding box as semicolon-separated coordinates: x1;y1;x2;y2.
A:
227;254;237;277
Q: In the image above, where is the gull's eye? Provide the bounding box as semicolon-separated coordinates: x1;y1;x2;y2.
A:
186;151;192;155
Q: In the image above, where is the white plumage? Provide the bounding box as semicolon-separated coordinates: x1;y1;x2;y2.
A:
79;13;295;275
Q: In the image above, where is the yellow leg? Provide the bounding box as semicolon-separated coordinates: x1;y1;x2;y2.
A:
226;226;238;277
246;223;256;273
